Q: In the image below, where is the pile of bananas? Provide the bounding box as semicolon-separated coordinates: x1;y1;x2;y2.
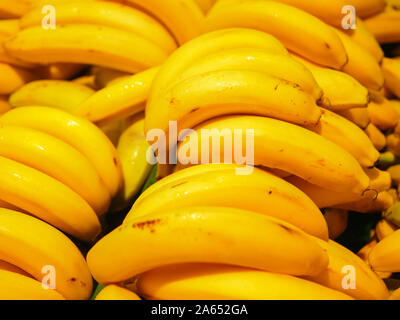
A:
1;0;400;300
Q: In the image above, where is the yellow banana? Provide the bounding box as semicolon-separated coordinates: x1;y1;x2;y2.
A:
0;19;20;36
109;0;204;44
4;24;168;73
75;67;159;125
382;57;400;99
99;120;123;146
324;209;348;240
9;80;95;113
365;6;400;44
91;66;131;89
368;99;400;130
87;206;329;284
95;285;141;300
0;208;93;300
177;115;369;194
387;134;400;158
123;164;329;239
364;123;386;151
388;165;400;186
333;190;394;213
0;106;122;197
292;54;369;111
34;63;86;80
0;125;110;215
286;168;390;208
369;228;400;272
112;114;153;211
0;95;11;114
136;263;353;300
0;62;35;95
178;48;323;101
194;0;216;13
0;260;32;278
332;28;384;91
305;239;389;300
0;33;35;68
337;107;370;129
0;0;31;18
204;0;348;69
390;288;400;300
343;18;383;63
376;219;397;241
349;0;386;18
72;75;96;89
306;108;379;168
0;270;65;300
20;1;177;54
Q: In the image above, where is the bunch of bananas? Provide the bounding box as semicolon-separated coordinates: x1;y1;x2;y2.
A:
1;0;400;300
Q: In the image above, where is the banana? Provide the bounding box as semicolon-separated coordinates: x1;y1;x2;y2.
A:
123;164;329;239
0;19;20;36
95;285;141;300
0;62;36;95
337;107;370;129
292;54;369;111
333;190;394;213
369;228;400;272
87;206;329;284
72;75;96;89
388;0;400;9
100;120;123;146
364;123;386;151
305;239;389;300
382;57;400;99
0;95;11;114
324;209;348;240
365;6;400;44
0;270;65;300
390;288;400;300
20;1;177;54
204;1;348;69
349;0;386;18
368;99;400;130
0;260;32;278
112;114;153;211
0;125;110;215
343;18;383;63
4;24;168;73
0;0;31;18
332;28;384;91
176;115;369;194
0;107;122;197
0;208;93;300
147;70;322;163
378;151;399;169
306;108;379;168
0;33;35;68
109;0;204;44
34;63;86;80
194;0;216;13
387;165;400;186
178;48;323;101
376;219;397;241
9;80;95;113
136;263;353;300
75;67;159;125
383;202;400;227
387;134;400;158
286;168;390;208
91;66;131;89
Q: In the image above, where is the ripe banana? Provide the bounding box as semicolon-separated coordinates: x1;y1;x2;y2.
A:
112;114;153;211
4;24;168;73
0;19;20;36
333;190;393;213
332;28;384;91
123;164;329;239
177;115;369;194
364;6;400;44
382;57;400;99
376;219;397;241
0;208;93;300
0;62;35;95
194;0;216;13
369;229;400;272
204;0;348;69
0;0;31;18
304;239;389;300
348;0;386;18
178;48;323;101
390;288;400;300
387;134;400;158
343;18;383;63
368;99;400;130
72;75;96;89
387;165;400;186
0;106;122;197
95;285;141;300
136;263;353;300
383;202;400;227
0;125;110;215
0;95;11;114
0;33;35;68
91;66;130;89
364;123;386;151
306;108;379;168
0;260;32;278
292;54;369;111
20;1;177;54
324;209;348;240
87;206;329;284
34;63;86;80
337;107;370;129
9;80;95;113
75;67;159;125
0;270;64;300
